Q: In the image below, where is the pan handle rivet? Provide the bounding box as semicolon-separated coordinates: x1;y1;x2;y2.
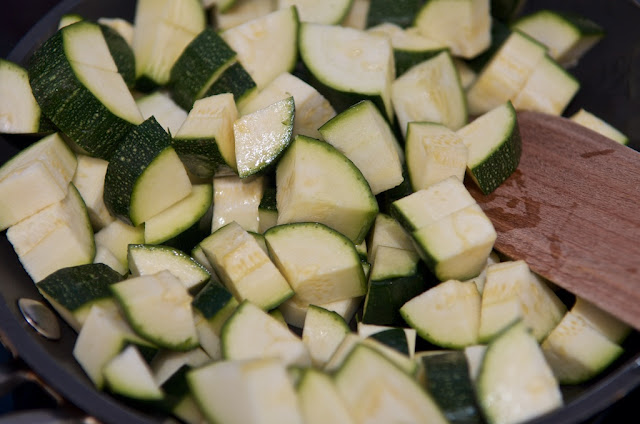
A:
18;298;61;341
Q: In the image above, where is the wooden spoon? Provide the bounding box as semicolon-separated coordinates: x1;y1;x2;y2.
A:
466;110;640;331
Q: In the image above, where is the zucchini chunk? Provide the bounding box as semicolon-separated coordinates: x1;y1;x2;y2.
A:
265;222;367;305
302;305;350;368
73;304;156;389
128;244;211;294
405;121;468;191
278;0;353;25
366;0;425;29
214;0;277;31
221;7;299;89
541;312;624;385
570;109;629;145
358;323;417;358
103;117;192;226
334;344;448;423
173;93;238;178
343;0;370;30
188;357;303;424
136;91;188;136
169;27;237;110
297;369;355;424
571;297;631;344
240;72;336;139
202;61;258;108
111;270;199;351
0;133;76;230
319;100;404;195
99;24;136;88
0;59;46;134
366;213;416;262
276;135;378;245
36;263;123;331
94;219;144;272
221;300;311;367
512;9;604;68
72;155;114;231
392;50;467;138
200;221;294;310
368;23;448;76
457;101;521;195
7;184;95;283
414;0;491;59
278;294;362;329
401;279;481;348
299;22;395;120
478;260;566;343
477;320;563;424
212;175;265;233
103;345;164;401
28;21;143;159
234;96;295;178
132;0;206;86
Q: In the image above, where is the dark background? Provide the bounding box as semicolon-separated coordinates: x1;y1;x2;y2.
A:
0;0;639;422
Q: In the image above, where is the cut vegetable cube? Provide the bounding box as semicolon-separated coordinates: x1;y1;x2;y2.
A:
212;175;265;233
94;219;144;271
136;91;187;136
103;345;164;401
297;368;355;424
302;304;350;368
72;155;114;231
570;109;629;145
0;59;44;134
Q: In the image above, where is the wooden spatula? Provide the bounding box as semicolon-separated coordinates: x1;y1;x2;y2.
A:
466;110;640;331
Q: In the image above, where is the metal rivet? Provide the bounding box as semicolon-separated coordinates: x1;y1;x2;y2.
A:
18;298;61;340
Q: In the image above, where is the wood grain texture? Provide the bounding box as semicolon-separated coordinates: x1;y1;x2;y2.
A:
467;110;640;331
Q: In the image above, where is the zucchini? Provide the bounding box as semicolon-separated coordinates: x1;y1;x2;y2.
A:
512;9;604;68
103;345;164;401
358;323;417;358
570;109;629;145
110;270;199;351
512;55;579;116
240;72;336;139
201;61;258;107
301;304;350;368
191;280;238;359
36;263;123;331
477;320;563;424
299;22;395;120
457;101;521;195
278;293;362;329
132;0;206;86
405;121;468;191
151;347;210;387
265;222;367;305
334;344;448;423
214;0;277;31
72;155;114;231
200;221;294;310
342;0;370;30
103;117;192;226
173;93;238;177
136;91;188;136
297;368;355;424
93;245;127;276
0;132;76;230
368;23;448;76
97;17;134;46
258;186;278;233
414;0;491;59
478;260;566;343
571;297;631;344
234;96;294;178
279;0;353;25
0;59;46;134
466;30;547;115
188;357;303;424
99;23;136;88
417;351;483;424
391;51;467;138
73;304;157;389
366;0;425;29
169;27;237;110
28;21;143;159
221;6;299;89
319;100;404;195
212;175;265;233
128;244;211;293
401;279;481;348
221;300;311;367
276;135;378;245
93;219;144;272
541;311;624;385
7;183;95;282
366;213;416;263
143;183;212;246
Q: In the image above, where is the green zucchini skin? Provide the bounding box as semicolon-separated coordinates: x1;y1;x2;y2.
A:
103;117;172;225
28;29;137;160
100;24;136;88
362;273;430;326
394;48;447;77
367;0;425;29
172;136;227;179
368;328;410;355
202;62;257;103
191;280;235;320
37;263;123;311
169;27;237;110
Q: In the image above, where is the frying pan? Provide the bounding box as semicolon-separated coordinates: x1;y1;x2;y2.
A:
1;1;640;423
